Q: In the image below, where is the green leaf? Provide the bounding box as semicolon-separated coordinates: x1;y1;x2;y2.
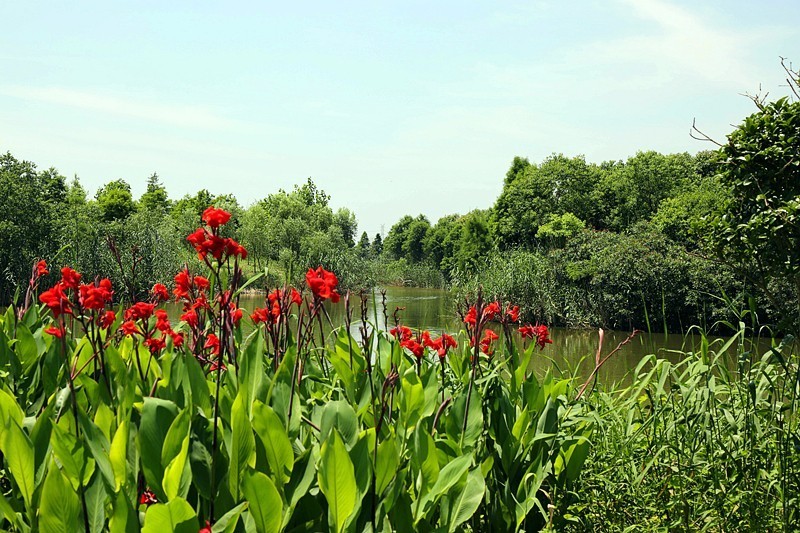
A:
318;430;357;533
319;400;358;448
239;331;265;416
211;501;248;533
252;401;294;485
137;397;178;501
228;391;256;500
109;490;139;533
2;418;35;507
14;322;40;374
446;468;485;532
414;454;472;524
85;472;108;533
79;410;116;492
39;466;82;533
163;435;190;501
400;369;425;430
141;497;199;533
109;420;129;492
375;436;399;496
242;470;282;533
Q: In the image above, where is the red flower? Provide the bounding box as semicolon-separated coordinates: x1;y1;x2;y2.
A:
60;266;82;290
125;302;156;321
155;309;171;332
152;283;170;301
186;228;207;247
425;332;457;359
520;323;552;350
250;306;271;325
180;309;199;328
144;336;166;354
390;325;413;342
200;521;212;533
479;329;499;356
36;260;49;277
505;304;520;323
139;489;157;506
202;206;231;228
99;310;116;329
225;238;248;259
120;321;139;336
464;306;477;326
230;305;243;325
174;270;193;300
39;283;72;317
483;301;501;322
78;279;113;310
170;331;184;348
45;325;65;338
305;267;340;303
204;334;220;355
401;339;424;359
193;276;210;291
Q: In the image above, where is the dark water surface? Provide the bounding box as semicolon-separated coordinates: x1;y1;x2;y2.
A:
166;286;763;386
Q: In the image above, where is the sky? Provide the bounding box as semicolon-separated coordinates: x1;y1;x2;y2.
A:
1;0;798;237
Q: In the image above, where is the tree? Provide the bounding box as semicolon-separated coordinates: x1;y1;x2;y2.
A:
371;233;383;258
401;216;430;263
96;179;136;221
358;232;371;258
712;76;800;325
139;172;170;214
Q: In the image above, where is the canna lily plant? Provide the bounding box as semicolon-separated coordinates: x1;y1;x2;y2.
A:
0;206;592;532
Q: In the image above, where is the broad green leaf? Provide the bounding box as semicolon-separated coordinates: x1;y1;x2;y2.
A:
161;407;191;471
109;420;129;492
163;435;190;501
109;489;139;533
39;466;81;533
3;419;35;507
141;497;199;533
242;470;282;533
211;501;248;533
400;369;425;430
229;391;256;500
318;430;357;533
412;427;439;495
137;397;178;501
375;436;399;496
446;468;485;532
239;330;265;416
79;410;116;492
414;454;472;523
319;400;358;448
14;322;39;374
252;401;294;485
85;472;108;533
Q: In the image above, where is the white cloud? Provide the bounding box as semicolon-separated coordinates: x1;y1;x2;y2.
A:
0;85;235;130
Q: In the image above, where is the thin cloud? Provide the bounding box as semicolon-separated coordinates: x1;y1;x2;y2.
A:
0;85;235;130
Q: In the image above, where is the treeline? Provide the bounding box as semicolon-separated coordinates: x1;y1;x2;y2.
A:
382;148;795;333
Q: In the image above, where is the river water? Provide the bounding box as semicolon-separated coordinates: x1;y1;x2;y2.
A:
169;286;760;387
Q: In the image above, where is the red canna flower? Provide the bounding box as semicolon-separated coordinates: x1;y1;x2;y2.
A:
305;267;340;303
173;270;193;300
193;276;210;291
139;489;157;506
36;260;49;277
78;279;113;310
120;321;139;336
479;329;499;356
170;331;184;348
204;334;220;355
152;283;170;301
39;283;72;317
200;520;212;533
464;306;477;326
230;305;243;325
155;309;171;332
99;310;116;329
202;206;231;228
483;301;501;322
250;306;271;325
60;266;81;290
519;323;553;350
124;302;156;321
44;324;65;338
144;336;166;354
505;304;520;323
180;309;199;328
390;325;413;342
401;338;424;359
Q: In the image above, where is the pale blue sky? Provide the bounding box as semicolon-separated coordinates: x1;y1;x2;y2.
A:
1;1;797;236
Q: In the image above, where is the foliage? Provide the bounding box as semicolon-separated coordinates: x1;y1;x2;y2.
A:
712;88;800;327
0;216;588;532
566;326;800;531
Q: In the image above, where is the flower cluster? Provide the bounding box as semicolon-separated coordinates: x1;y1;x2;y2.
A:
519;323;553;350
186;207;247;261
39;266;116;336
422;331;457;360
251;287;302;325
306;266;340;303
120;296;183;354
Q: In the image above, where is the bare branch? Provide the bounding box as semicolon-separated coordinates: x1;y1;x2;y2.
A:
690;117;724;147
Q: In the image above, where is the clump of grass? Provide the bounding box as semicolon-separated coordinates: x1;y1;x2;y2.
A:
563;323;800;531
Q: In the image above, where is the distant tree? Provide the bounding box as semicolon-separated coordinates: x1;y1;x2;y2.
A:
536;212;586;247
358;231;371;258
401;216;431;263
139;172;170;214
504;156;530;186
371;233;383;258
383;215;414;259
96;179;136;221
